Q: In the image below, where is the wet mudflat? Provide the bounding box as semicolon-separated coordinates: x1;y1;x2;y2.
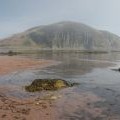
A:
0;52;120;119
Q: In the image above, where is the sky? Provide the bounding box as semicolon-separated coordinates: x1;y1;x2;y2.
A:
0;0;120;38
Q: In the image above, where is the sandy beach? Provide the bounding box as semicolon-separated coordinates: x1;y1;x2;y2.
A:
0;55;119;120
0;85;108;120
0;56;58;120
0;56;56;75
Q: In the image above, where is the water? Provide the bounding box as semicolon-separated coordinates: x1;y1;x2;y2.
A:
1;52;120;119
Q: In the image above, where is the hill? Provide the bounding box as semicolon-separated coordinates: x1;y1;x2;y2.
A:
1;21;120;52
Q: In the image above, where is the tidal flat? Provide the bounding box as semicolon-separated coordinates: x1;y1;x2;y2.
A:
0;52;120;120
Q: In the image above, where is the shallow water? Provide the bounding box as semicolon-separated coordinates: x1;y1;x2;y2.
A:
1;52;120;119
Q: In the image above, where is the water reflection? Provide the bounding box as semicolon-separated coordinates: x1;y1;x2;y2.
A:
0;52;119;86
1;52;120;119
24;52;115;79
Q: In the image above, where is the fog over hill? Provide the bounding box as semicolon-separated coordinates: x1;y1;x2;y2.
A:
1;21;120;52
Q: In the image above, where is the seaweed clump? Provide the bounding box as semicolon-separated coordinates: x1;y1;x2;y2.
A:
25;79;78;92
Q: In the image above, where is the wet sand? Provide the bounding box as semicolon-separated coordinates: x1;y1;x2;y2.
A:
0;87;118;120
0;56;59;120
0;54;119;120
0;93;56;120
0;56;55;75
0;87;106;120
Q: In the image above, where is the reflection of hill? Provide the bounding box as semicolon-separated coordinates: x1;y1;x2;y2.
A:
29;52;113;77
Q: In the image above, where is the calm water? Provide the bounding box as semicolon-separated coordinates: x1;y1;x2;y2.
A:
1;52;120;119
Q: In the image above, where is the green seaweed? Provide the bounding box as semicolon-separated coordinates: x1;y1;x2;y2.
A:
25;79;79;92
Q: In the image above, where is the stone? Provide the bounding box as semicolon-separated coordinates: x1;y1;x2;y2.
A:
25;79;79;92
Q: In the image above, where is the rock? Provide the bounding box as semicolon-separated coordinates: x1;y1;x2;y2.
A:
35;100;44;105
36;102;40;105
25;79;79;92
0;50;20;56
1;114;6;118
111;68;120;72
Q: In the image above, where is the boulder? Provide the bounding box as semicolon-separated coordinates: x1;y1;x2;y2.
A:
25;79;78;92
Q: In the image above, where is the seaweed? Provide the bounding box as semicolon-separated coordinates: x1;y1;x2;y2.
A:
25;79;79;92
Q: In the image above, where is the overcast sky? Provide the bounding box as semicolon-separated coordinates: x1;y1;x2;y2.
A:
0;0;120;38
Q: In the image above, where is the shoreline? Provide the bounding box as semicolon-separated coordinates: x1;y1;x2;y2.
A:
0;56;60;120
0;55;118;120
0;56;58;75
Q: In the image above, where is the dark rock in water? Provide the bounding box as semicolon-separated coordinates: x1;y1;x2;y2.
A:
0;50;21;56
7;50;17;56
25;79;79;92
111;68;120;72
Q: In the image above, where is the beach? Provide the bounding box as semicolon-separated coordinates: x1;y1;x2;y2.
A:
0;56;59;120
0;53;119;120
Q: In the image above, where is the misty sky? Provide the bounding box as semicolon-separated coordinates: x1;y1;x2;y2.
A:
0;0;120;38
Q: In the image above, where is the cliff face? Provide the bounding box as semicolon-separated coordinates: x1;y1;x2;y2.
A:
1;21;120;52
